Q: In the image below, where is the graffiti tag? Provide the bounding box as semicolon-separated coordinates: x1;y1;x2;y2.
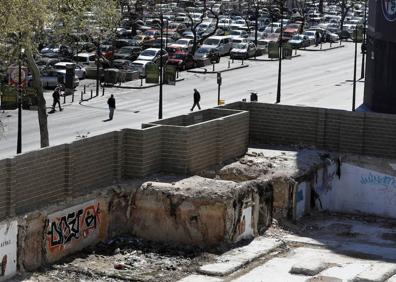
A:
360;172;396;189
47;203;100;250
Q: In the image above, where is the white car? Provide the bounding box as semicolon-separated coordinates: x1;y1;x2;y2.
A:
131;60;152;77
229;30;248;39
137;48;168;64
53;62;86;79
168;38;194;52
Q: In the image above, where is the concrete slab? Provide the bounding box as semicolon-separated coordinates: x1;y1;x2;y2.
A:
198;237;283;276
308;264;370;281
290;260;329;276
178;274;223;282
352;263;396;282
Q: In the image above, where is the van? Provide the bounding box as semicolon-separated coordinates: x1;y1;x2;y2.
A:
73;52;96;66
202;36;232;56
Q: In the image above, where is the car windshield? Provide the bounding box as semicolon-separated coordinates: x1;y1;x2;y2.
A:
204;38;220;46
291;35;302;40
304;31;315;36
140;50;156;56
172;53;186;59
176;39;188;45
119;47;133;53
234;43;247;49
197;48;209;54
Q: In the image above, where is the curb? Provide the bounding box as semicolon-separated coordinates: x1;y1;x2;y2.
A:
187;64;249;74
299;45;345;52
114;78;185;89
248;54;301;62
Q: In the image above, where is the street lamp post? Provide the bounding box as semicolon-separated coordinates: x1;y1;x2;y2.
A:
360;0;367;79
254;2;259;46
158;3;164;120
352;25;358;111
17;46;22;154
276;2;284;104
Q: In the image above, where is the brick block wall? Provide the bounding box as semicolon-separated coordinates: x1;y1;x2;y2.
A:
221;111;250;161
161;126;189;174
14;145;67;214
1;108;249;217
0;159;8;220
224;102;396;160
70;132;116;195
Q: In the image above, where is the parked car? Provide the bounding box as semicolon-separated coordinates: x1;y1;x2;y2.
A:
100;45;115;60
29;69;79;89
112;59;135;70
73;52;96;66
201;36;232;56
324;30;340;43
193;47;220;63
53;62;87;79
303;30;317;45
230;42;257;59
130;60;152;77
229;30;249;39
288;34;311;49
167;51;196;70
137;48;168;64
113;46;142;61
168;38;194;52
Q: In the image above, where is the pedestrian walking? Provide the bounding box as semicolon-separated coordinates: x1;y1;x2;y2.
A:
52;85;62;112
190;88;201;111
107;94;116;120
315;31;320;47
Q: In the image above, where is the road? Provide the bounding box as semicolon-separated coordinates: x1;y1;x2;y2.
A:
0;42;365;159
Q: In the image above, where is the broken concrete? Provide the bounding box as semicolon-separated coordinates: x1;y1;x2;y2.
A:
198;237;283;276
290;260;329;276
352;263;396;282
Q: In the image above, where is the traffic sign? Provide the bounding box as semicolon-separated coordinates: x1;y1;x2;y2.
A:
217;73;222;86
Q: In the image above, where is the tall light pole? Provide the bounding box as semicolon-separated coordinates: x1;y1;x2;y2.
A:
17;44;22;154
360;0;367;79
352;25;358;111
276;1;283;104
158;1;164;119
254;1;259;46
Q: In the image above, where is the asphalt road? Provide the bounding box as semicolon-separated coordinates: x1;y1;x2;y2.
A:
0;42;365;159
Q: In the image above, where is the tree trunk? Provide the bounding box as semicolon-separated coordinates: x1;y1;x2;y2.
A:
25;47;49;148
319;0;324;14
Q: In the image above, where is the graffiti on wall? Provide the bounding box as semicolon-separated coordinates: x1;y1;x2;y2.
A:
46;200;107;261
360;172;396;189
0;221;17;281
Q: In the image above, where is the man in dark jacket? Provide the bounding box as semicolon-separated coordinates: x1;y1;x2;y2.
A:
52;85;62;112
107;94;116;120
190;88;201;111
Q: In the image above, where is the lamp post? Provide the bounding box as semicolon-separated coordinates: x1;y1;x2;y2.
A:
352;25;358;111
17;46;22;154
158;1;164;119
360;0;367;79
254;1;259;46
276;1;284;104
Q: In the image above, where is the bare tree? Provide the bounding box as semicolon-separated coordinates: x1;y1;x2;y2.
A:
187;5;220;55
329;0;354;30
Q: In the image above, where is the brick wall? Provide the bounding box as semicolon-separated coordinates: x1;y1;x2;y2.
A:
225;102;396;159
14;145;67;214
0;159;9;219
0;109;248;220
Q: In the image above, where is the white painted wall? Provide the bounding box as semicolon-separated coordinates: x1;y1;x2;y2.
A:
316;163;396;219
0;220;17;281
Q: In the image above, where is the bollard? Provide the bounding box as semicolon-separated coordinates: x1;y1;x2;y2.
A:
212;63;215;72
340;38;342;46
84;85;86;94
102;87;105;96
90;89;93;98
320;42;323;50
140;78;143;87
232;58;234;64
295;48;297;56
63;93;66;104
228;61;230;69
330;41;333;48
72;92;74;103
81;91;83;101
177;71;179;79
241;59;244;65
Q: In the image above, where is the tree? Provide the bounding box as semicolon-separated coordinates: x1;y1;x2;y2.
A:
186;5;220;55
0;0;120;149
329;0;354;30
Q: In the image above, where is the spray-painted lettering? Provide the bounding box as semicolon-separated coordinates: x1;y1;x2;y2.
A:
47;203;100;250
360;172;396;189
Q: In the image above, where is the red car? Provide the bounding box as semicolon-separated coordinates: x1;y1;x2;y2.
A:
167;51;196;71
